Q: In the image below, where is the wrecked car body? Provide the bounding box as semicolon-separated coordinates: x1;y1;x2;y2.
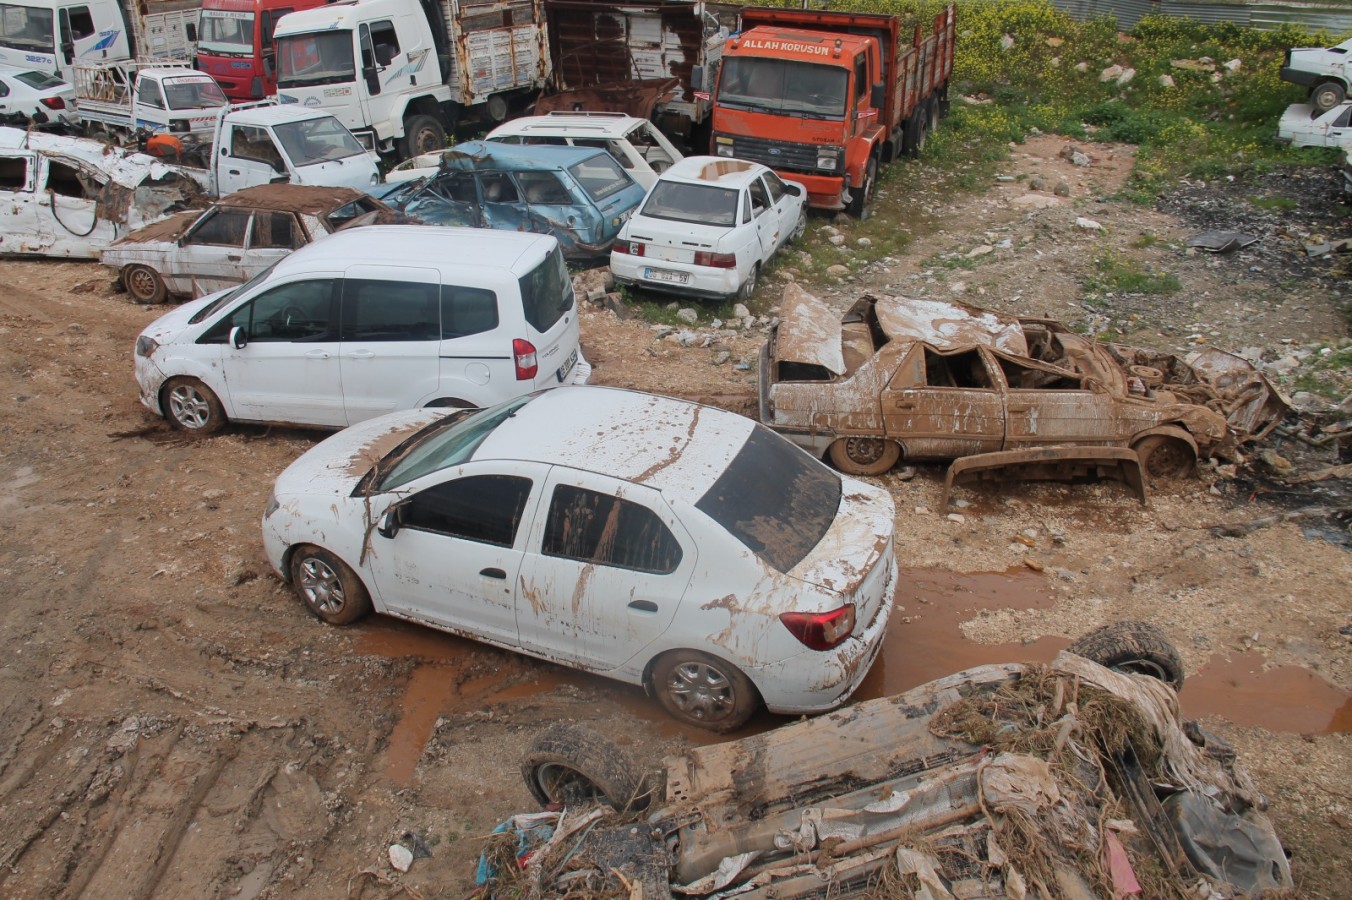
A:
374;140;647;260
0;126;207;259
101;183;402;303
758;287;1288;478
507;627;1292;898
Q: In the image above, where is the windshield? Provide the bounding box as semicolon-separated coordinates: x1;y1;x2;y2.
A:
198;10;254;54
164;76;228;110
277;31;356;87
641;181;738;227
0;4;53;53
377;395;536;491
567;153;633;201
719;58;848;120
14;69;63;89
695;425;841;573
188;258;283;325
274;116;367;164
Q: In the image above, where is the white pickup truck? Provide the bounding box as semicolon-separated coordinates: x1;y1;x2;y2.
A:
72;62;228;141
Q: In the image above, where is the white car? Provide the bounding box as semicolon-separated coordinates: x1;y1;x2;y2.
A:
262;386;897;732
610;156;808;301
133;225;586;432
0;64;76;127
1277;101;1352;149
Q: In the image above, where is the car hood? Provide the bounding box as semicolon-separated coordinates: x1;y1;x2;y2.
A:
788;475;894;597
108;209;200;248
272;409;451;499
139;290;230;343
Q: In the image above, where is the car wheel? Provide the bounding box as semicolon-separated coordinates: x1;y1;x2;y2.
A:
1067;621;1184;691
651;650;760;733
161;377;226;434
1132;434;1195;478
1312;81;1347;113
288;545;372;626
520;723;649;812
400;114;446;159
828;436;901;476
737;263;759;302
846;157;877;220
123;264;167;304
789;207;808;243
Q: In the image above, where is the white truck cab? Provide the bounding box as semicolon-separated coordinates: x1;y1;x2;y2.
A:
73;62;227;140
212;103;379;193
0;0;198;78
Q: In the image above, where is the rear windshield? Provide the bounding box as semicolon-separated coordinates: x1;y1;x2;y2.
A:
518;245;573;333
641;181;738;228
568;153;632;201
695;426;841;573
15;70;65;90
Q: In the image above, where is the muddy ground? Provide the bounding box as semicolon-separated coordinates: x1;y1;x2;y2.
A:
0;135;1349;898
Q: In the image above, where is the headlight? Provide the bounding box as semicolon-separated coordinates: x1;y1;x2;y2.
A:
263;492;280;519
716;144;735;158
714;135;735;158
135;335;158;358
817;148;842;171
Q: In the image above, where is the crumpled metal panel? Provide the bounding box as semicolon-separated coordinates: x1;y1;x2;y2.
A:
1186;347;1291;439
875;295;1029;355
773;283;844;374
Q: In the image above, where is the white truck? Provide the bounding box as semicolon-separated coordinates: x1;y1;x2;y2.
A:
271;0;551;159
72;61;228;140
0;0;200;79
1280;36;1352;112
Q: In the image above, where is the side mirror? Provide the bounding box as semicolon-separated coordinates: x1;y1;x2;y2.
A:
262;57;275;77
376;505;402;538
271;157;288;174
375;45;395;67
229;325;248;349
785;183;803;197
185;22;197;43
691;64;705;92
870;83;884;108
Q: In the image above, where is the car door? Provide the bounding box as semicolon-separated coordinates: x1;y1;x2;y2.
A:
1322;104;1352;146
748;175;782;264
760;170;797;253
477;172;534;232
338;266;443;425
244;209;303;278
176;207;254;297
210;276;346;426
366;464;546;645
217;124;290;195
993;352;1121;448
883;343;1005;457
36;157;118;258
513;470;694;671
0;151;50;255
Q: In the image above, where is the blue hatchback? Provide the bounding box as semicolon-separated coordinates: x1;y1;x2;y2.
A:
374;140;648;261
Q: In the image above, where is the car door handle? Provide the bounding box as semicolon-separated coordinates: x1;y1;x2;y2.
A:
227;254;241;261
892;399;917;410
1008;405;1031;413
628;599;658;613
228;169;241;175
480;567;506;579
347;350;375;359
305;349;330;359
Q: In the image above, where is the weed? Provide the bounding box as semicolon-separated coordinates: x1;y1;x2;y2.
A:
1249;196;1299;212
1083;251;1181;296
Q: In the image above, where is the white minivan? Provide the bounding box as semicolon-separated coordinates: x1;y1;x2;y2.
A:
133;225;586;432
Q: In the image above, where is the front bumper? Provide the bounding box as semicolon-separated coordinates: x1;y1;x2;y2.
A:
134;353;167;416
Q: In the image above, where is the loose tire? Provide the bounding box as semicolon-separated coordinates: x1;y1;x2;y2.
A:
1133;434;1195;479
1311;81;1346;113
846;156;877;220
288;545;372;626
736;263;759;302
521;723;648;811
651;650;759;733
828;436;901;476
123;264;167;304
400;114;446;160
162;376;226;434
1067;621;1184;691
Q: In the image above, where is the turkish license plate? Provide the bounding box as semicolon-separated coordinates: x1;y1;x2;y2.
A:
643;267;689;285
556;346;578;383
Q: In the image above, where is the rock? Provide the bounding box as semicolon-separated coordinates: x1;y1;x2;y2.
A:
712;350;731;366
732;303;750;319
389;844;414;872
1265;356;1300;375
1028;176;1047;192
603;293;631;319
895;466;917;481
733;359;751;372
856;237;872;247
1000;34;1015;51
1257;449;1293;473
202;488;228;502
951;498;971;509
1171;59;1216;72
1099;64;1123;82
996;238;1013;250
1289;392;1325;411
1076;217;1104;231
676;330;697;347
1158;74;1175;88
1010;193;1060;210
710;317;724;329
676;307;698;325
819;225;841;238
1070;150;1091;166
1115;67;1135;86
826;264;850;277
1045;37;1063;48
829;234;846;246
948;281;967;294
966;245;994;259
946;513;967;524
1223;58;1242;72
1054;181;1071;196
1074;61;1089;73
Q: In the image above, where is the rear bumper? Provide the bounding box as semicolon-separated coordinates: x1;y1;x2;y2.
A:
1279;67;1320;88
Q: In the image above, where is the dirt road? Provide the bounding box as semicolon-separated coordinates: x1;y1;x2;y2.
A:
0;136;1348;898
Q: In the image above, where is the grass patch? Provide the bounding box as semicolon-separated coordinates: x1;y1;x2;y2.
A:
1249;195;1299;212
1083;251;1182;296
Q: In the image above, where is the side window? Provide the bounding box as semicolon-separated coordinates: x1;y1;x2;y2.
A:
0;80;8;98
68;7;95;39
855;54;868;100
740;190;751;224
201;279;338;343
762;171;787;204
402;475;532;547
230;125;283;167
368;19;399;65
1335;107;1352;128
923;348;994;389
516;171;572;204
342;278;441;341
261;8;292;48
249;211;300;249
46;160;95;198
136;78;165;109
431;173;477;203
0;155;29;190
185;208;251;247
996;356;1084;391
441;285;499;338
748;178;769;216
542;484;683;574
478;173;519;203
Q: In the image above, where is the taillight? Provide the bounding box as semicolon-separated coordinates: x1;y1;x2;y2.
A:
613;238;644;256
780;605;856;651
513;338;538;380
40;96;65;110
693;250;737;268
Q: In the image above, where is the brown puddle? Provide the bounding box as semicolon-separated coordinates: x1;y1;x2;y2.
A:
1183;651;1351;735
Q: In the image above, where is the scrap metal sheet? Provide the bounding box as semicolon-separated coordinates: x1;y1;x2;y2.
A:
874;296;1028;355
774;283;845;374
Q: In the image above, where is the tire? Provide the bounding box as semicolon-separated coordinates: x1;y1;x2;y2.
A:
161;377;226;434
288;545;372;626
905;105;930;159
788;207;808;243
828;436;901;476
736;263;759;301
845;156;877;220
1133;434;1195;479
520;723;648;812
1067;621;1184;691
400;114;446;160
122;264;167;304
1311;81;1346;113
651;650;760;733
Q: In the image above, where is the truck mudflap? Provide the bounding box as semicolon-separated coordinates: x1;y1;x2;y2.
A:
533;77;681;121
941;446;1147;508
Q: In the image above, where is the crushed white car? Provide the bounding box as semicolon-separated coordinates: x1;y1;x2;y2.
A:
262;386;896;732
1277;100;1352;149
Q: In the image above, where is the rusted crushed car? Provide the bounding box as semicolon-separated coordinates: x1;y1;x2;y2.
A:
758;287;1288;481
101;183;400;303
502;622;1292;899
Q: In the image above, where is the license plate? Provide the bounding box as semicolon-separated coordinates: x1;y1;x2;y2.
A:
643;267;689;285
556;347;578;383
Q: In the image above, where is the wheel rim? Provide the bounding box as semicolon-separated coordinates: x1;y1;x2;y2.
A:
740;267;757;299
414;126;442;155
1114;658;1171;682
297;555;346;615
533;763;604;805
845;437;887;466
1144;440;1190;476
792;210;807;241
167;383;212;429
127;267;159;301
665;660;735;723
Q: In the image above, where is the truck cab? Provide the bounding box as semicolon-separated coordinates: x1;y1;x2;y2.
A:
196;0;331;100
0;0;129;76
73;62;228;139
211;103;379;192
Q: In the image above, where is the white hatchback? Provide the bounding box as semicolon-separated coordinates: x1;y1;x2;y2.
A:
134;225;585;432
262;386;897;732
610;156;809;301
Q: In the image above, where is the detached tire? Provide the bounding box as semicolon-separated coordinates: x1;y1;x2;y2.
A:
521;723;647;812
1067;621;1184;691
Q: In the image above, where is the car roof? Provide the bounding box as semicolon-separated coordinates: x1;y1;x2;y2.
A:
0;126;200;188
437;139;611;172
473;386;755;502
224;105;339;127
487;112;645;140
215;183;378;216
0;63;51;79
657;156;768;189
271;224;558;277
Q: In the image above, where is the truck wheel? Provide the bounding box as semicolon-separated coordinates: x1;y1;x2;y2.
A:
123;264;167;304
845;157;877;220
400;114;446;159
828;436;900;476
1311;81;1347;112
520;723;648;812
1067;621;1184;691
905;105;930;158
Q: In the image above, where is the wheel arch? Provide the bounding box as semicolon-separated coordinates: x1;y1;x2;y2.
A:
1129;424;1197;457
155;367;231;417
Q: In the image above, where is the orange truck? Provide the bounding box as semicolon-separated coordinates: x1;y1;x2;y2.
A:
709;4;955;218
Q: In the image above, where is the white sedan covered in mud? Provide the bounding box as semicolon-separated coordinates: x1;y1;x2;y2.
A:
262;386;896;732
610;156;807;301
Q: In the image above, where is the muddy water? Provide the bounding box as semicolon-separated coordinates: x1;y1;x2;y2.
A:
1185;652;1352;735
